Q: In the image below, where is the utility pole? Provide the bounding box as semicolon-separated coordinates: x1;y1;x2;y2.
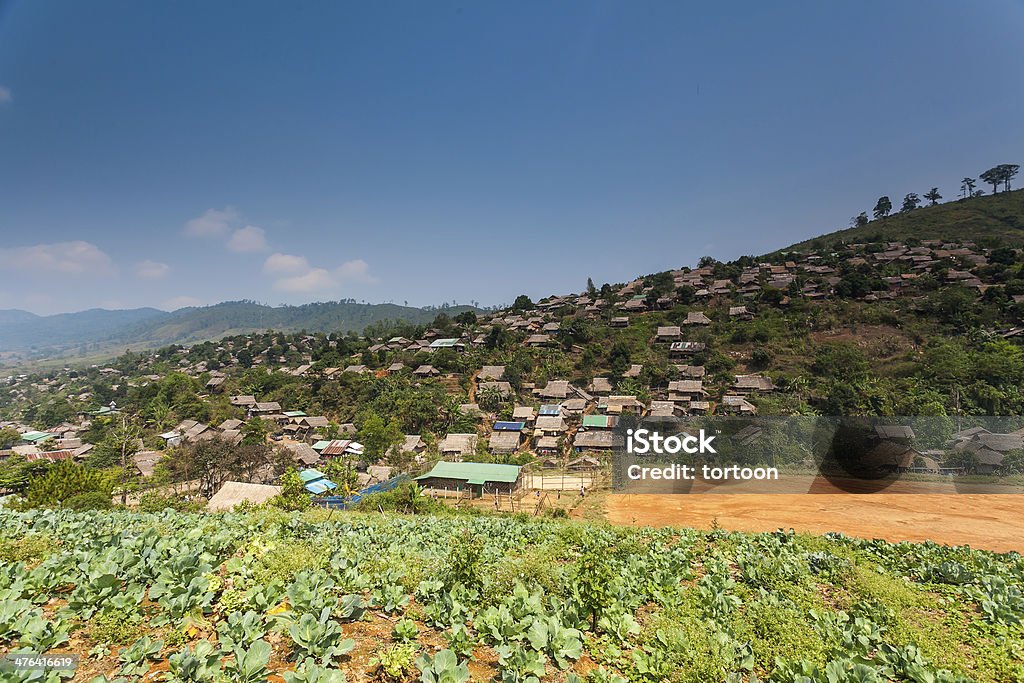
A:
954;388;962;432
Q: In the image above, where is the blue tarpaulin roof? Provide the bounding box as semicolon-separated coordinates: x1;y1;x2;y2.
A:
312;475;408;510
493;421;526;431
304;479;337;494
298;467;336;494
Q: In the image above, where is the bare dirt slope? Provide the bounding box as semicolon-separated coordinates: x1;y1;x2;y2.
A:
601;493;1024;553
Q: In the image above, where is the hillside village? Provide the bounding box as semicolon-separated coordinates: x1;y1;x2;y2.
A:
3;197;1024;507
5;8;1024;680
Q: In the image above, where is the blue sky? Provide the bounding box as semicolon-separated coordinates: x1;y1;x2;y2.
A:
1;1;1022;315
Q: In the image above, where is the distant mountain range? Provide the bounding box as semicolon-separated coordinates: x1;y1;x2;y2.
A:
0;301;477;362
0;308;168;354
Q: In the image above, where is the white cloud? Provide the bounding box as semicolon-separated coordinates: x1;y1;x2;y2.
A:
336;259;378;284
263;252;310;275
263;253;378;293
134;259;170;279
183;207;239;238
273;268;337;293
227;225;268;253
161;296;202;310
0;241;115;275
0;86;11;104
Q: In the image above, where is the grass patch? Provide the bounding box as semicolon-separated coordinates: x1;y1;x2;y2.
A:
0;533;56;566
248;538;330;584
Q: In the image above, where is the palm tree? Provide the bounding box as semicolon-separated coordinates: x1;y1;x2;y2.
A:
785;376;810;404
437;394;463;432
146;397;174;430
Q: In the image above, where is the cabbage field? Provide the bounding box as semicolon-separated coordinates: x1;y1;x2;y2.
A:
0;507;1021;682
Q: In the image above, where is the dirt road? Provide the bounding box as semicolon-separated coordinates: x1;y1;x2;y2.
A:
601;492;1024;553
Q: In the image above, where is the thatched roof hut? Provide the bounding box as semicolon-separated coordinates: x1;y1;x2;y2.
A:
207;481;282;511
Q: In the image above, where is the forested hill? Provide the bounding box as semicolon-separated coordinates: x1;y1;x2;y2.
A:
0;301;478;361
776;189;1024;255
0;308;167;353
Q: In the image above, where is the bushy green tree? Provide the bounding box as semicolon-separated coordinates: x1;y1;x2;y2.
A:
270;468;311;511
511;295;534;312
812;344;869;380
0;456;43;492
872;196;892;220
25;460;113;508
358;412;404;462
242;417;269;446
900;193;921;212
0;426;19;449
485;325;512;350
607;342;632;375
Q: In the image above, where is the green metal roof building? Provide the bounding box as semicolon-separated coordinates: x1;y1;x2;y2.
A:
415;461;523;495
20;431;57;444
89;406;120;417
581;415;617;429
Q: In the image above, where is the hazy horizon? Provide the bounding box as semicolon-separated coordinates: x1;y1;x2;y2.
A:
1;297;489;318
2;1;1023;315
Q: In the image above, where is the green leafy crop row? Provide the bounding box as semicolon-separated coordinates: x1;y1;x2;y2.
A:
0;508;1020;682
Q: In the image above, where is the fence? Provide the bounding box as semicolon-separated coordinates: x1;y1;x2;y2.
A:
488;486;528;512
524;466;609;492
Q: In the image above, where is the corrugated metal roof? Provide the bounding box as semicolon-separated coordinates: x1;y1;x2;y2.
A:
322;440;351;456
415;461;521;484
429;338;459;348
24;450;73;463
320;439;363;456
